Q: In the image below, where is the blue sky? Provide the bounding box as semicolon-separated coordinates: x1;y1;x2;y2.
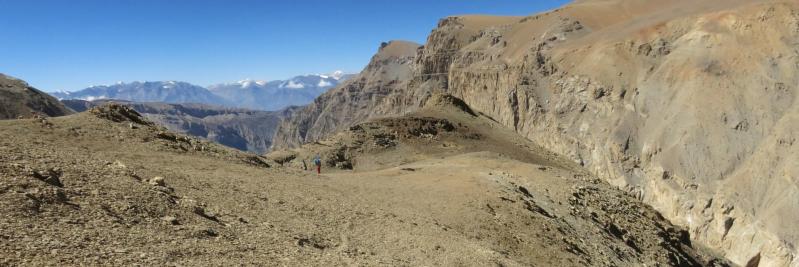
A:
0;0;569;92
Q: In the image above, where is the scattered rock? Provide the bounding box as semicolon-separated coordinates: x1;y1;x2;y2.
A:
31;168;63;187
195;228;218;238
153;186;173;194
161;216;179;225
193;206;220;223
89;103;151;125
148;176;165;187
113;161;126;169
156;131;188;143
518;186;534;198
296;235;328;250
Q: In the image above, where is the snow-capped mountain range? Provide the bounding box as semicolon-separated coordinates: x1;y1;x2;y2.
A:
52;71;354;111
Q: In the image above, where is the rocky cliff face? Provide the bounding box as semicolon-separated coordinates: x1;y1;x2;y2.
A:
271;40;422;148
0;74;74;119
273;1;799;265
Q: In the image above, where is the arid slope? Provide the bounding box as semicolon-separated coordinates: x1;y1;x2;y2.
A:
63;99;291;154
0;102;725;266
272;1;799;265
0;74;74;119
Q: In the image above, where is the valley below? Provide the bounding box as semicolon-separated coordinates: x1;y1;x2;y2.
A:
63;99;292;154
1;0;798;266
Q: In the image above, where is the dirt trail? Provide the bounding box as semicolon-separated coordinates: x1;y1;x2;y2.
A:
269;96;728;266
0;103;726;265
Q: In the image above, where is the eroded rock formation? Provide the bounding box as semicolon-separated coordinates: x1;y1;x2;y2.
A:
273;1;799;265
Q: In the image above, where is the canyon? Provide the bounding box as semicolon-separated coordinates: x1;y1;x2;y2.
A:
272;0;799;265
2;0;798;265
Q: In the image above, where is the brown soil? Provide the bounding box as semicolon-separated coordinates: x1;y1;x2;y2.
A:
0;102;727;265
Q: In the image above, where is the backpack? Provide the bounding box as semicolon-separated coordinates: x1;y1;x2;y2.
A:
314;157;321;166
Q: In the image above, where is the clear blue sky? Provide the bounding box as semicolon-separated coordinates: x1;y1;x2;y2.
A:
0;0;569;92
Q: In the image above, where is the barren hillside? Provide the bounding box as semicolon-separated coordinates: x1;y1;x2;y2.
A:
272;1;799;265
0;74;74;119
63;100;292;154
0;100;726;265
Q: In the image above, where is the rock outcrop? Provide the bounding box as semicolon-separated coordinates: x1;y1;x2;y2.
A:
0;74;74;119
272;1;799;265
271;40;422;148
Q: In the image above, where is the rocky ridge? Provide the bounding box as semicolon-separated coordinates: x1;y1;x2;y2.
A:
63;100;292;154
1;99;728;265
0;104;278;265
271;40;423;147
272;1;799;265
268;94;728;266
0;74;74;119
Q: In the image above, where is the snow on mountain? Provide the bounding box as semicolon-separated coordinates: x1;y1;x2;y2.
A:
52;81;228;106
281;80;305;89
54;72;354;111
318;70;348;80
206;72;354;110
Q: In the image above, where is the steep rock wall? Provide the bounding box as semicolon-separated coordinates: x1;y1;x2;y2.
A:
271;41;423;148
273;1;799;265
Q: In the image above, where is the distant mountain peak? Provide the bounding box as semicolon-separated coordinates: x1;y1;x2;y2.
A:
319;70;347;80
279;80;305;89
54;71;356;111
52;80;226;105
207;72;354;110
235;79;268;88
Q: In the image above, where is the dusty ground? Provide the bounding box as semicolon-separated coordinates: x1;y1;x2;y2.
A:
0;103;726;266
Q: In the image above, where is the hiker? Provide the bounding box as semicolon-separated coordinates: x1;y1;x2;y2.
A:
313;154;322;175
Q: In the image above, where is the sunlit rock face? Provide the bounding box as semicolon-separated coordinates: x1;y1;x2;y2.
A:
273;1;799;265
